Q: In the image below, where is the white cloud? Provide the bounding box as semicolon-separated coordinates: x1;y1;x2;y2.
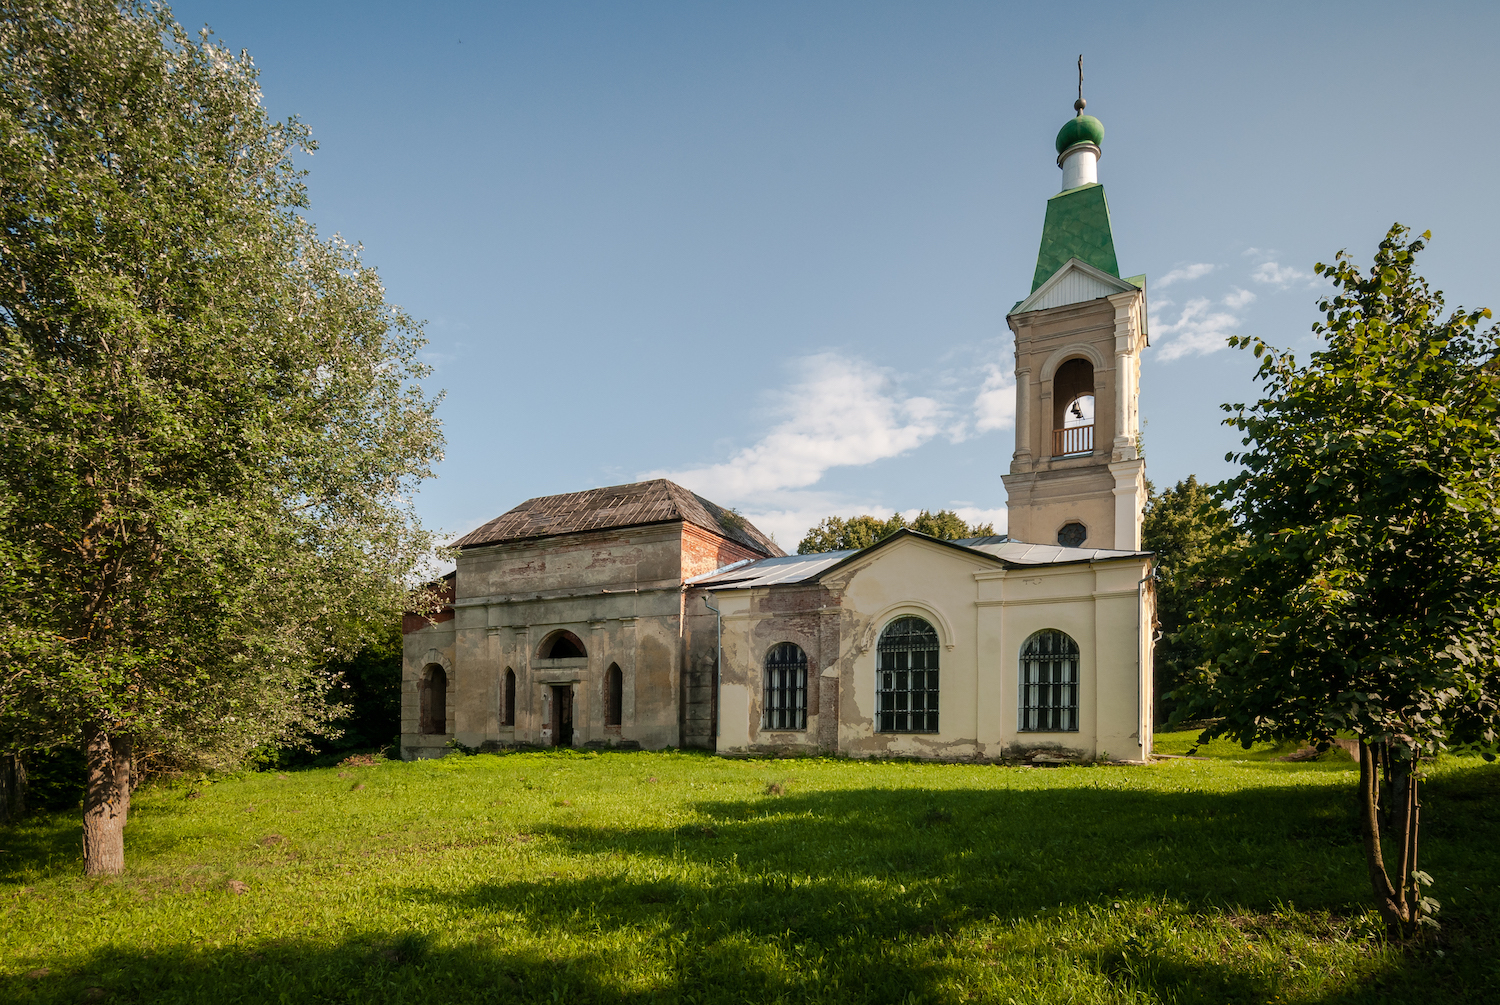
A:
1251;261;1312;287
1223;287;1256;309
949;506;1008;535
1156;263;1217;288
1150;297;1244;361
972;364;1016;434
650;352;946;500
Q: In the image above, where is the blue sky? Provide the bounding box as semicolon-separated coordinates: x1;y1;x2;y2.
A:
175;1;1500;549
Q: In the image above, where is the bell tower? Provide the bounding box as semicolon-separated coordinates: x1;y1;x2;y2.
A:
1001;79;1148;551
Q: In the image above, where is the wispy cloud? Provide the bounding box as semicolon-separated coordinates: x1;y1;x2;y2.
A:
1156;263;1217;288
1151;298;1244;361
649;352;946;500
1251;261;1312;287
1223;287;1256;309
972;364;1016;434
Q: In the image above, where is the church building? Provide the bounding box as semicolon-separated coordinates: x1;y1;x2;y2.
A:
402;97;1156;763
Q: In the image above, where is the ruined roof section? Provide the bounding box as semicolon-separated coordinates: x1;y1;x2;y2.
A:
451;479;784;556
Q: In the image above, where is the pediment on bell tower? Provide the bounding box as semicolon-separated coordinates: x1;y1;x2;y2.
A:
1009;257;1140;316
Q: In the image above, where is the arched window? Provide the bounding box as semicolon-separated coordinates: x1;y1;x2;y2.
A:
540;630;587;659
763;643;808;731
1052;357;1095;457
1019;630;1080;732
502;668;516;727
876;617;939;733
420;665;448;735
605;663;623;727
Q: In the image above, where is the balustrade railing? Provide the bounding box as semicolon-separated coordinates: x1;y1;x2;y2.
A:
1052;424;1093;457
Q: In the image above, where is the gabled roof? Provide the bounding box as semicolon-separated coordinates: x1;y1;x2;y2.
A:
1010;257;1142;316
451;479;784;556
691;529;1150;590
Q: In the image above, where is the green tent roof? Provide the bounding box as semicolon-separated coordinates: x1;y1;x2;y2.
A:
1030;183;1119;293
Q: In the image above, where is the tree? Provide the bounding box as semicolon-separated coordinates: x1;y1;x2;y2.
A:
1140;476;1232;722
797;510;996;555
0;2;444;873
1178;225;1500;938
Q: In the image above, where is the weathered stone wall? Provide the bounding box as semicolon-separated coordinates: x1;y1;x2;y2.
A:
403;519;769;758
691;581;843;756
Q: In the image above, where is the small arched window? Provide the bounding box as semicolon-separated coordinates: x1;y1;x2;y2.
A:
502;668;516;727
420;665;448;735
1019;630;1080;732
605;663;623;727
540;630;587;659
876;617;939;733
763;643;808;731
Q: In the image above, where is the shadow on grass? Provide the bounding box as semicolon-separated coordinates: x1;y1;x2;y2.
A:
6;761;1498;1004
0;811;81;882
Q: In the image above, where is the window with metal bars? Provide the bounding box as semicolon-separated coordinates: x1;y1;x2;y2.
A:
876;616;940;733
1019;629;1079;731
763;642;808;730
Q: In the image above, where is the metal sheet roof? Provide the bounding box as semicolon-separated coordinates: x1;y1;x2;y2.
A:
689;551;858;589
691;533;1150;590
956;539;1150;565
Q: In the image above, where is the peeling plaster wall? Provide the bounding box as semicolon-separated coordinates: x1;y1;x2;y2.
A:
709;536;1153;763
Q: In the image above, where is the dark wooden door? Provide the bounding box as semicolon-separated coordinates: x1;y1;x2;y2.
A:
551;685;573;747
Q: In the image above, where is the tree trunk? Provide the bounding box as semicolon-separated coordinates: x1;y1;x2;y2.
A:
81;726;131;876
0;753;25;824
1359;739;1421;939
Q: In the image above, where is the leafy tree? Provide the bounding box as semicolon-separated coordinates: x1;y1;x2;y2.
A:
1140;476;1232;722
1178;225;1500;938
0;2;443;873
797;510;996;555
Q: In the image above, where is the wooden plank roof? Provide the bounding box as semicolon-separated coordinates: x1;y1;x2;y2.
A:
450;479;783;556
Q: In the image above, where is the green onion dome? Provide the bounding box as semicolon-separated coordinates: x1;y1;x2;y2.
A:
1055;114;1104;155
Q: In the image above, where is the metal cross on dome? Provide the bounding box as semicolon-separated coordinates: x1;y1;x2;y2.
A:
1075;54;1086;114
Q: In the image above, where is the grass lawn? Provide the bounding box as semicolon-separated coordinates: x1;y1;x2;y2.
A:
2;737;1497;1004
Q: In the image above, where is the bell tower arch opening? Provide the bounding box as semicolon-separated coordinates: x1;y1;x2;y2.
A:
1051;357;1095;457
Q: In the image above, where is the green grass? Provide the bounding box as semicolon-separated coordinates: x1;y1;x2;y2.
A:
2;736;1497;1004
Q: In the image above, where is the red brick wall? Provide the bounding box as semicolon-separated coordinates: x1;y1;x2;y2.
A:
680;522;771;580
402;572;455;634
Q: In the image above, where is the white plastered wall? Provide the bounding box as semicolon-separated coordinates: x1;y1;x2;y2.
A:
713;535;1153;763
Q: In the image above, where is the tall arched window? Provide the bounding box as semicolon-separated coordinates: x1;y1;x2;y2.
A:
1019;630;1080;732
605;663;623;727
420;665;448;735
763;643;808;731
876;617;939;733
502;668;516;727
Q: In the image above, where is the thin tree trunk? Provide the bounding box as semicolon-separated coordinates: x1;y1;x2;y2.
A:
1359;739;1413;938
0;753;25;824
81;725;131;876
